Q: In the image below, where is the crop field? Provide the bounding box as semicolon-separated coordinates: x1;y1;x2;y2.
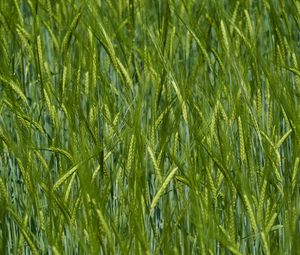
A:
0;0;299;254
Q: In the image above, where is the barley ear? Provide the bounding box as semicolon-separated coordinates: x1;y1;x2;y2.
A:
150;167;178;214
292;157;299;193
0;177;8;218
220;20;230;54
238;116;246;162
147;145;162;183
243;194;258;233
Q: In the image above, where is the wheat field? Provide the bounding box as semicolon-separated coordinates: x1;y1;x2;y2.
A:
0;0;299;254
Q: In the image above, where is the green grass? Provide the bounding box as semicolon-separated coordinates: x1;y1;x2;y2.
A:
0;0;299;254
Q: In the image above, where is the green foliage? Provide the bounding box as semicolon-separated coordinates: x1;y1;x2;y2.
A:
0;0;299;254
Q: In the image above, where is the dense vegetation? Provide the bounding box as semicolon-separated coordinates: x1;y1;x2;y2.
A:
0;0;299;254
